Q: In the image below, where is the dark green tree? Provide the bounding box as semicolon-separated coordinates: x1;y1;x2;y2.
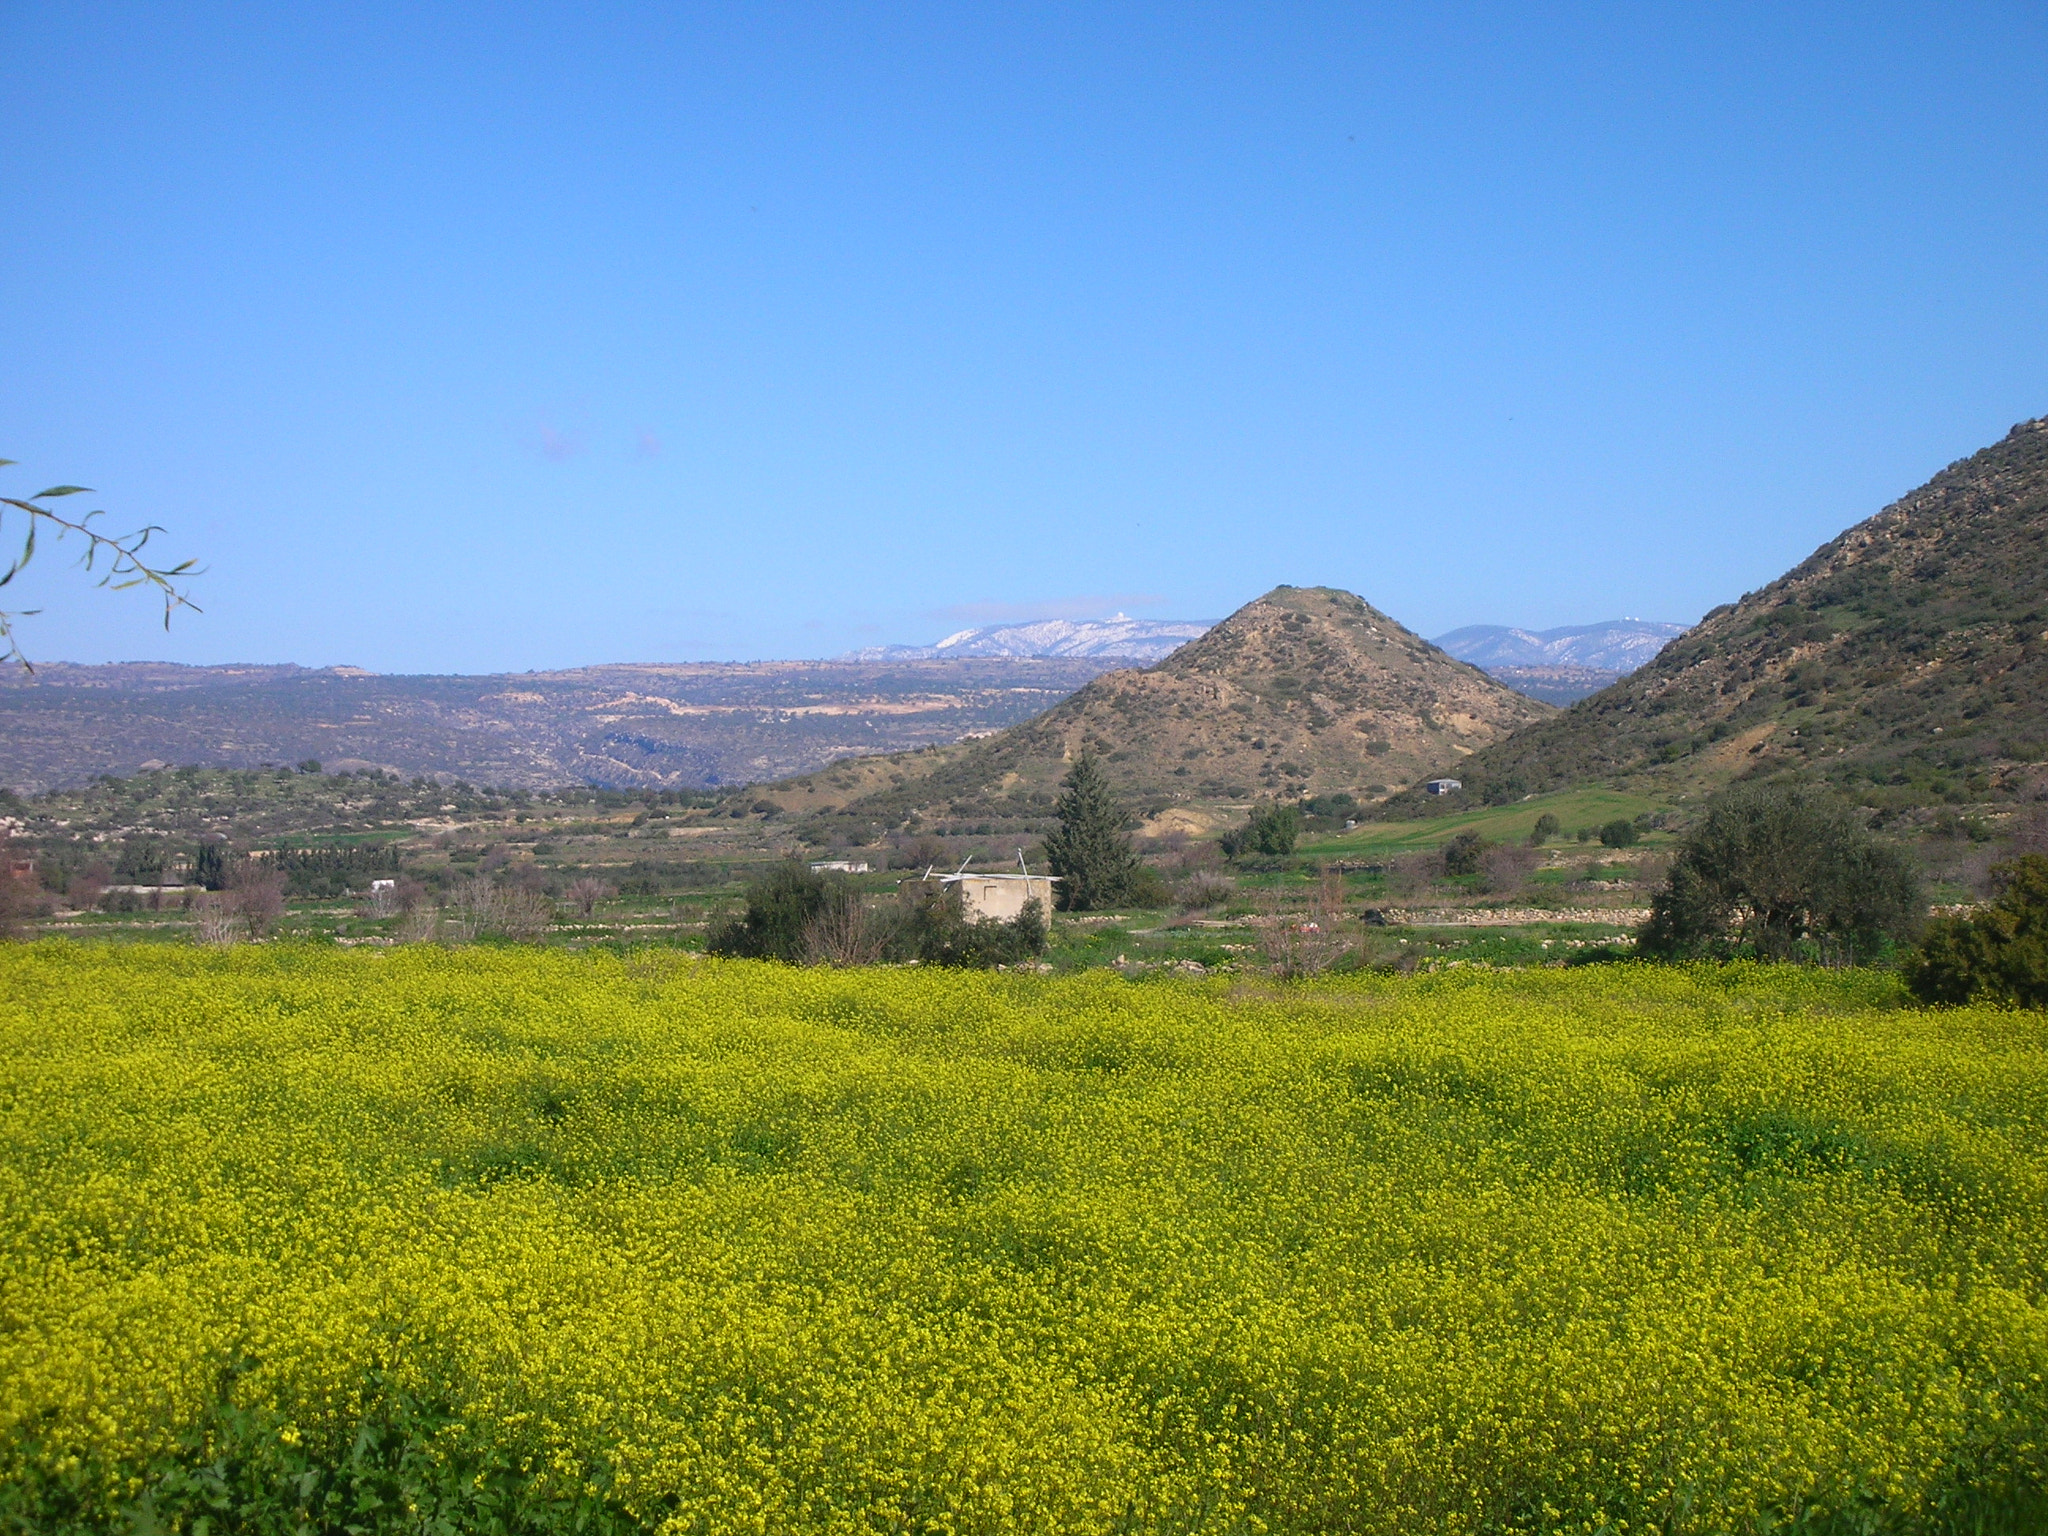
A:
1041;753;1140;911
1639;784;1921;963
1907;854;2048;1007
1598;819;1640;848
192;841;228;892
708;862;840;962
1528;813;1560;846
1221;801;1300;861
1442;831;1486;877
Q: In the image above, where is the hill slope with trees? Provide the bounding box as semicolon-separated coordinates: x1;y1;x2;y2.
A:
791;586;1551;842
1380;417;2048;815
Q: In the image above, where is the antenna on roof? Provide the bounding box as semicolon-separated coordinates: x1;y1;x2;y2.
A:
954;854;973;875
1016;847;1028;874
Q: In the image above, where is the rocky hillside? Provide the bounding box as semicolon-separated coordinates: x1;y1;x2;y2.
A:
1382;417;2048;814
790;586;1550;840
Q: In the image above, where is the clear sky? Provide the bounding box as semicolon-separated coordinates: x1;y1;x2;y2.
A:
2;2;2043;672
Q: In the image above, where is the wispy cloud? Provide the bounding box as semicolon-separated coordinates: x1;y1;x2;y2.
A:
535;421;584;461
925;594;1168;624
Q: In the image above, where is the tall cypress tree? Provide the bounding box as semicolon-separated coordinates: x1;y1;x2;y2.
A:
1041;752;1139;911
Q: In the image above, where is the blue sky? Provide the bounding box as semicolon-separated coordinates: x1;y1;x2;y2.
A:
2;1;2043;672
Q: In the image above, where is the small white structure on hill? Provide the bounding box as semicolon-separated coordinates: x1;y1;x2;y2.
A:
808;859;871;874
904;852;1058;923
1422;778;1464;796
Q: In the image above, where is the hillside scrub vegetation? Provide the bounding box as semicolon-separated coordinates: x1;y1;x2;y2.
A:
1376;417;2048;817
3;948;2046;1532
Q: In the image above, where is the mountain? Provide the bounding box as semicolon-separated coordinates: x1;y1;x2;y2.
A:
1433;620;1690;705
842;615;1212;662
1434;620;1690;672
786;586;1552;840
1472;666;1635;708
0;658;1121;794
1383;417;2048;814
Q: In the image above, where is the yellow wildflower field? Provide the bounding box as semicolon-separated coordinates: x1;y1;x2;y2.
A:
2;944;2045;1532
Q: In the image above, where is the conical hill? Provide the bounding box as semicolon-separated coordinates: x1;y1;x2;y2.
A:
791;585;1551;840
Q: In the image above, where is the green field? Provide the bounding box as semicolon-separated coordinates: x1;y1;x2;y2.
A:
1305;787;1671;858
4;946;2046;1533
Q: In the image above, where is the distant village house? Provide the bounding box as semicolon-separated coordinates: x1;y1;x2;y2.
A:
808;859;872;875
1423;778;1463;796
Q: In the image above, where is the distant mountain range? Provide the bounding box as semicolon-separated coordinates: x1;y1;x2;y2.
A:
1430;620;1690;705
839;615;1688;707
1433;620;1691;672
843;615;1214;663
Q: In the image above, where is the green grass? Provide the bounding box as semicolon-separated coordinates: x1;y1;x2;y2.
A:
1307;786;1671;857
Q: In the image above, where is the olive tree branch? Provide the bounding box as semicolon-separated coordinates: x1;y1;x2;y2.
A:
0;459;202;671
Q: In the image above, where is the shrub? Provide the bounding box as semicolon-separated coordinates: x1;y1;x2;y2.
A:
1480;843;1537;895
1122;864;1173;909
1639;784;1922;963
565;878;614;919
1223;802;1301;860
1442;831;1486;877
1177;870;1235;911
707;863;842;963
1907;854;2048;1007
1528;813;1560;847
1598;819;1640;848
802;889;895;968
899;888;1046;968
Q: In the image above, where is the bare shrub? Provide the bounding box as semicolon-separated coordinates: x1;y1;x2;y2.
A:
192;893;242;947
1256;868;1353;978
1149;831;1223;877
395;905;441;945
1384;852;1435;900
1479;843;1538;896
801;894;892;967
565;877;613;919
68;861;112;912
1177;870;1236;911
442;875;552;943
0;877;30;942
442;876;497;945
495;887;555;944
229;870;287;939
893;835;956;874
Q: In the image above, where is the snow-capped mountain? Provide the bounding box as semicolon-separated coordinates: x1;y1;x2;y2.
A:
1433;619;1689;674
844;614;1213;663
